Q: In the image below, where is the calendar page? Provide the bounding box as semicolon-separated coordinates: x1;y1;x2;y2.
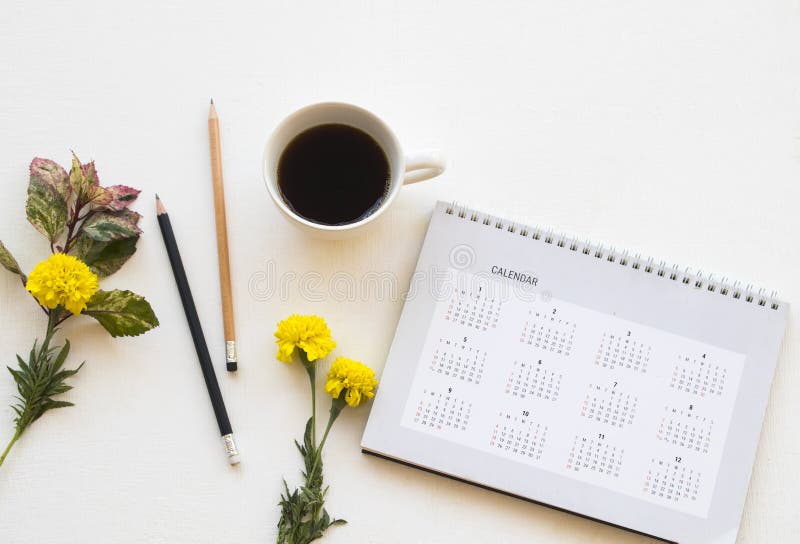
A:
362;201;787;544
400;269;744;517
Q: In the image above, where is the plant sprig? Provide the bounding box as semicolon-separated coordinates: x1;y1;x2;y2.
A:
273;315;378;544
1;312;81;466
0;153;159;469
277;416;345;544
278;350;346;544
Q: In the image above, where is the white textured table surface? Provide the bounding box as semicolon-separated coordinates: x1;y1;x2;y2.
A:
0;1;798;542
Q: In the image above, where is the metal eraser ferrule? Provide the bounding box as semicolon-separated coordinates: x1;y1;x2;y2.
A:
222;433;240;465
225;341;238;372
225;341;237;363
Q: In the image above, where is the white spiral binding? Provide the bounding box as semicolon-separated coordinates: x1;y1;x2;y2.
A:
444;202;781;311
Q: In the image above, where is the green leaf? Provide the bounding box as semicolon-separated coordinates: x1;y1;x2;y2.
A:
84;289;159;337
70;233;138;278
319;510;330;530
70;206;142;276
80;211;142;242
8;337;82;435
26;168;68;243
0;240;25;281
303;417;314;455
52;338;70;369
44;400;75;410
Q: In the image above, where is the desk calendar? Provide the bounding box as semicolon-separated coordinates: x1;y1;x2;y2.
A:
362;202;788;544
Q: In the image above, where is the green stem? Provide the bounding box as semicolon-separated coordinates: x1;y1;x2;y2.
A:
299;351;317;447
62;201;90;254
46;308;58;337
310;374;316;448
308;397;345;485
0;429;21;467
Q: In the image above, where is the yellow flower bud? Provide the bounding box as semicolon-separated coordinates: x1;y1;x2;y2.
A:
325;356;378;408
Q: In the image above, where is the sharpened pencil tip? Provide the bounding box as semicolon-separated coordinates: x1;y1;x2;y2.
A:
155;193;160;200
210;97;214;104
155;195;166;215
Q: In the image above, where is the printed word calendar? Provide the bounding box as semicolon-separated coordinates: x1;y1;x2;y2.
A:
363;202;787;544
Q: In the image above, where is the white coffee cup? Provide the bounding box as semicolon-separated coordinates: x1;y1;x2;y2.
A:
263;102;445;239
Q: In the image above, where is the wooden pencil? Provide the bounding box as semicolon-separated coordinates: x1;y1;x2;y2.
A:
156;195;240;465
208;99;238;372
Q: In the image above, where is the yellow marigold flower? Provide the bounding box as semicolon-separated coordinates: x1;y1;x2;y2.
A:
325;356;378;408
25;253;99;315
274;314;336;363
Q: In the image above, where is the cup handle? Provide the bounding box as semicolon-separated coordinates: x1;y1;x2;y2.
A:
404;150;446;185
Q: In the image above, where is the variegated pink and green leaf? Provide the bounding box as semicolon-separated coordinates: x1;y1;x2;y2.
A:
80;211;142;242
84;289;159;337
117;208;142;226
30;158;70;200
69;153;86;194
26;169;68;243
69;154;112;207
81;159;99;185
103;185;140;212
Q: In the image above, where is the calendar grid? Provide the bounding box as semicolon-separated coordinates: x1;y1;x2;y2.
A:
401;268;745;519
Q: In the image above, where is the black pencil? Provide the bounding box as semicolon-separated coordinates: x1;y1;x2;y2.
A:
156;195;240;465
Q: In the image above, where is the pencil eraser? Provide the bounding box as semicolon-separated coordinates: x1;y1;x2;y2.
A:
226;362;238;372
228;453;241;465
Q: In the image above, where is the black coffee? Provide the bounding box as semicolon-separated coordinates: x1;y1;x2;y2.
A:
277;123;391;225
